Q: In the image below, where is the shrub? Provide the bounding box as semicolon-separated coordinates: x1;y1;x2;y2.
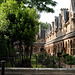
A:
62;54;69;58
65;55;74;65
37;51;47;64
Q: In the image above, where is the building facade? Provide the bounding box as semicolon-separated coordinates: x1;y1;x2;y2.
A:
15;0;75;56
33;24;45;53
44;0;75;55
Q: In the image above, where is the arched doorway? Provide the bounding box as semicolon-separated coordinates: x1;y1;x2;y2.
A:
40;47;44;52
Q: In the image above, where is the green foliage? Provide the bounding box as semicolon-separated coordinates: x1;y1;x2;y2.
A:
31;58;43;68
0;0;18;35
0;0;57;13
37;50;47;63
0;0;39;62
37;50;57;68
36;22;49;34
24;0;57;13
65;55;74;65
17;6;38;46
0;0;38;44
39;22;49;29
62;54;69;58
0;0;3;4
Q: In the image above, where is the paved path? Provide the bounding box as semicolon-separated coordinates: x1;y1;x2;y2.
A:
63;64;75;68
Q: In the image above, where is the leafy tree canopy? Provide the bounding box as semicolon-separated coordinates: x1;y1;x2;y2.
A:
0;0;39;59
39;22;50;29
0;0;38;45
26;0;57;13
0;0;57;13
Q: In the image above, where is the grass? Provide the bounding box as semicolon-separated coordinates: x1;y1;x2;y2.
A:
5;62;11;67
5;57;43;68
0;55;43;68
31;58;44;68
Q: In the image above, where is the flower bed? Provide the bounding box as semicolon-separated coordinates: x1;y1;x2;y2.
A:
35;51;75;68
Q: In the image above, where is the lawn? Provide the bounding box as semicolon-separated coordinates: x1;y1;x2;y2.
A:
0;55;43;68
31;58;43;68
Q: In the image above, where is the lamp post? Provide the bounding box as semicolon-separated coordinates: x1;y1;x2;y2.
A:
1;60;6;75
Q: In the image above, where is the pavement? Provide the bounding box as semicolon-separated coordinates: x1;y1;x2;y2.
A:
63;64;75;68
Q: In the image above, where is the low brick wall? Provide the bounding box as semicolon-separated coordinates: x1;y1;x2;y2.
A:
0;68;75;75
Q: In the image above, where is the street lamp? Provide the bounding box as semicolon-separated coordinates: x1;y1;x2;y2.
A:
1;60;6;75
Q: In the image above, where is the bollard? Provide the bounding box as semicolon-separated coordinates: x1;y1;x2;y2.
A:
1;60;6;75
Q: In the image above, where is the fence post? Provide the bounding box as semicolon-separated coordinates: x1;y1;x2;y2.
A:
53;54;54;68
59;57;60;68
1;60;6;75
36;55;37;68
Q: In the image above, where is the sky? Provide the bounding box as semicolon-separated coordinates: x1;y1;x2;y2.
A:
39;0;70;24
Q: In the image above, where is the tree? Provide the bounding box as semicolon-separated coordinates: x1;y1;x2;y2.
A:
0;0;57;67
16;4;38;60
0;0;3;4
39;22;50;29
0;0;38;67
25;0;57;13
0;34;8;57
1;0;57;13
0;0;19;66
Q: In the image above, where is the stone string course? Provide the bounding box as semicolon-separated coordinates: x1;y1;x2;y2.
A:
0;68;75;75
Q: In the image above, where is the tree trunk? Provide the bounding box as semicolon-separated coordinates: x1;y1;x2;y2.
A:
11;41;14;55
19;40;22;61
11;40;15;66
7;40;10;57
7;40;13;67
24;45;26;59
30;46;33;63
25;46;29;59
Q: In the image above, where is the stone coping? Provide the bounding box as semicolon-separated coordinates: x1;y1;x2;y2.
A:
0;68;75;70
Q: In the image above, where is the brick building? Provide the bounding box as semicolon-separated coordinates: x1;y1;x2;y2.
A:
33;24;45;53
44;0;75;55
33;0;75;56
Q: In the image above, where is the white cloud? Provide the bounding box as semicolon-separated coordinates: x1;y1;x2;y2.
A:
39;0;70;23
